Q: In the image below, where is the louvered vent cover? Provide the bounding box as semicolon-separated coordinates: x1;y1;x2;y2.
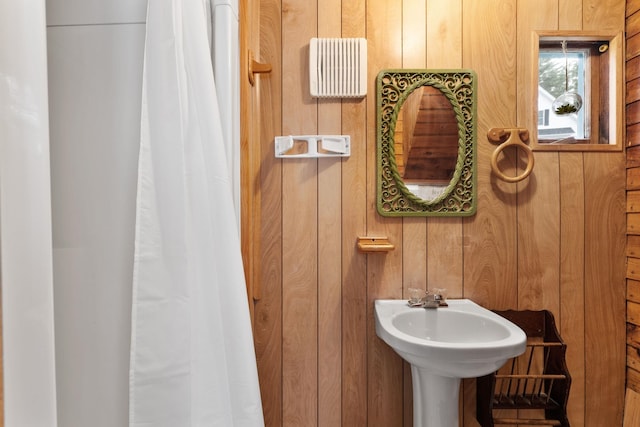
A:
309;38;367;98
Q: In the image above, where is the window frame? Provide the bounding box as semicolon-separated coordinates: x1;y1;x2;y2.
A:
530;31;623;152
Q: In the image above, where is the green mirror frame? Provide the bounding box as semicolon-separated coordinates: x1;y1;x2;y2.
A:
376;69;477;217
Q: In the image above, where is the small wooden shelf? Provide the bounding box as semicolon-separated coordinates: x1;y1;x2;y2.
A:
356;237;394;253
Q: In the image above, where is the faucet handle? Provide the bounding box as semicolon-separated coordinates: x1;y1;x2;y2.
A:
407;288;428;307
430;288;448;307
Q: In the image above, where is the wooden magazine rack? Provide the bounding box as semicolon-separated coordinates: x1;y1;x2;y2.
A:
476;310;571;426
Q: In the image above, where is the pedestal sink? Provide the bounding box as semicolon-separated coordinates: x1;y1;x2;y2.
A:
374;299;526;427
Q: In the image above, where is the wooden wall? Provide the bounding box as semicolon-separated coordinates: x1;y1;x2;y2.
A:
627;0;640;417
244;0;627;425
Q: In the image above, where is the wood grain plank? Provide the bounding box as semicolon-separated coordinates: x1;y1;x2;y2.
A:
629;102;640;127
629;345;640;374
316;1;343;426
629;33;640;61
629;213;640;235
629;168;640;191
254;0;284;424
583;0;625;30
629;190;640;212
281;0;319;425
629;11;640;38
628;321;640;345
517;152;561;310
630;279;640;303
426;0;462;68
340;2;368;425
630;301;640;325
584;15;629;427
340;101;368;427
584;151;626;427
317;136;342;427
628;367;640;395
624;387;640;427
518;0;556;136
628;123;640;148
628;79;640;105
628;56;640;82
559;152;586;426
629;257;640;281
426;218;464;299
628;236;640;258
280;171;319;427
629;58;640;409
628;146;640;168
560;0;583;30
629;0;640;17
366;0;404;426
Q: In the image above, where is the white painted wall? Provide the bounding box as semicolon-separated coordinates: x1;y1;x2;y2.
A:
46;1;146;425
0;1;58;425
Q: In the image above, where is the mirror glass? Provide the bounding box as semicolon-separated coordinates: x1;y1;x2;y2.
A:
397;86;459;200
377;69;477;216
531;31;623;151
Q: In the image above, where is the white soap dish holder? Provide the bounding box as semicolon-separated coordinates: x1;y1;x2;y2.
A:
274;135;350;158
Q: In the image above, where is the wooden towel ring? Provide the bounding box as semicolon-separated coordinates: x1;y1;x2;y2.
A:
488;128;534;183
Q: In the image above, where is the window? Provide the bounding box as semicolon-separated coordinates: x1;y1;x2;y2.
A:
538;47;587;141
532;31;623;152
538;109;549;127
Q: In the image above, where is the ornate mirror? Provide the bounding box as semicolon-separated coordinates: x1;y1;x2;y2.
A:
376;69;477;216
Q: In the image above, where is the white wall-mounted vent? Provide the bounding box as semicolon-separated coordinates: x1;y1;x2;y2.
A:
309;37;367;98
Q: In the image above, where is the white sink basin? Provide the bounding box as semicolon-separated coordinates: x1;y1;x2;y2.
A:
374;299;526;427
375;299;526;378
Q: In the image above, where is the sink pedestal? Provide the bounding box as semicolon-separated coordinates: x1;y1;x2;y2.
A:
411;367;460;427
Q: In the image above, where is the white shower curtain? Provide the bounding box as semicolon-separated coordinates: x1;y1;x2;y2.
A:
129;1;264;426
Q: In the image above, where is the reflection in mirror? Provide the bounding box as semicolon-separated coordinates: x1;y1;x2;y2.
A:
377;70;477;217
396;86;459;200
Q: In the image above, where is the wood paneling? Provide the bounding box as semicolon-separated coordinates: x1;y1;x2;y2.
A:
317;1;343;426
366;1;404;425
252;0;283;424
629;0;640;17
630;2;640;415
584;16;626;427
340;1;368;425
280;0;319;425
624;388;640;426
559;152;586;425
244;0;628;425
585;152;626;427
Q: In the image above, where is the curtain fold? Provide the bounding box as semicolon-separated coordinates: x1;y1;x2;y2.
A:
129;1;263;425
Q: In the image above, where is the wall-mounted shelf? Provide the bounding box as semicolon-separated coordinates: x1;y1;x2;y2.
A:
357;237;394;253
